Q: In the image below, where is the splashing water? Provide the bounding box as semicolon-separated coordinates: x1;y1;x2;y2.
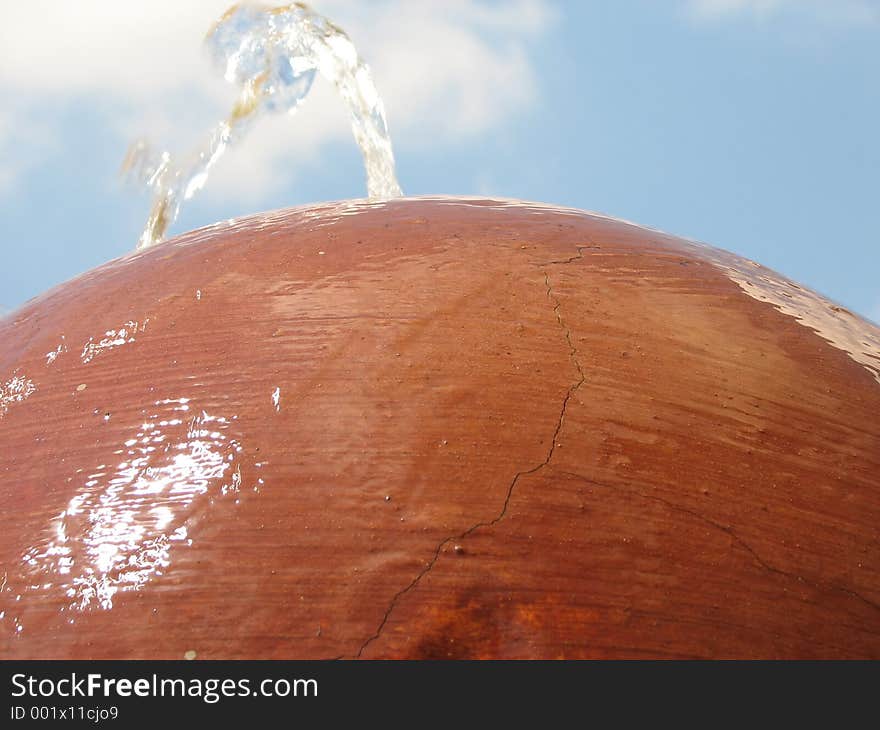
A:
123;2;403;250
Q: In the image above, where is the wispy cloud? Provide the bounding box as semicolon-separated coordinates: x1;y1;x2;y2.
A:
0;108;57;196
0;0;555;202
686;0;880;27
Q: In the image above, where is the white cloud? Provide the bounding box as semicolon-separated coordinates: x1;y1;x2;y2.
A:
0;107;59;196
686;0;880;27
0;0;555;203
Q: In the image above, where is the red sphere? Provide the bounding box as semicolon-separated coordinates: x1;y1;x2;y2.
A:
1;198;879;658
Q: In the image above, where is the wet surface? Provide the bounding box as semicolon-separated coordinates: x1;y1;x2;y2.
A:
1;197;879;658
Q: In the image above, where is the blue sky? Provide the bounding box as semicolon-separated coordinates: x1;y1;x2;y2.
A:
1;0;878;322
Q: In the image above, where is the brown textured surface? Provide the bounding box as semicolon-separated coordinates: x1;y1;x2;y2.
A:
1;198;878;659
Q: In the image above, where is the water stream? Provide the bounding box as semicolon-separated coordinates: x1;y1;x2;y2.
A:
124;2;402;250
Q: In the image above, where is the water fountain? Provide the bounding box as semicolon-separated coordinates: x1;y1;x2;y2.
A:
1;2;879;659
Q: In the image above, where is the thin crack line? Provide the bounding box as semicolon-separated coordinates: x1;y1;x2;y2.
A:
543;244;592;266
553;468;880;615
353;265;586;658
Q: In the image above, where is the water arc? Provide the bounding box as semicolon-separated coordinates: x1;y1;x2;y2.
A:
124;2;403;250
